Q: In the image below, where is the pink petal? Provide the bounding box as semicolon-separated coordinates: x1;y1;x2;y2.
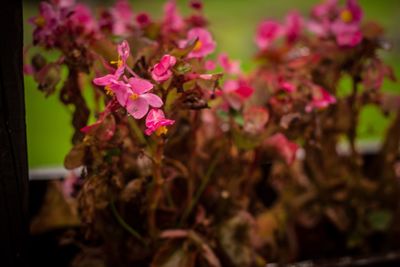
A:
152;69;172;83
145;109;165;126
186;28;216;58
114;85;130;107
218;53;240;74
266;133;299;164
117;40;130;61
163;0;184;32
128;77;154;94
223;80;239;93
235;81;254;98
285;11;303;44
152;63;168;77
141;93;163;108
160;54;176;67
126;97;149;119
93;74;116;86
255;20;283;50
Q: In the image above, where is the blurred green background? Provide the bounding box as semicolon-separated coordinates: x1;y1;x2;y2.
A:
23;0;400;168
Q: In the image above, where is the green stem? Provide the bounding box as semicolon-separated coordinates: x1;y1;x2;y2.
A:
179;152;221;225
128;117;147;146
110;200;144;242
148;139;165;236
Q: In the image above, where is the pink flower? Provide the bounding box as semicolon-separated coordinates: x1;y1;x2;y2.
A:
117;40;130;61
306;86;336;112
151;55;177;83
93;71;125;96
136;12;151;28
190;0;203;10
331;0;363;47
220;79;254;110
255;20;283;50
68;4;98;36
163;0;184;33
308;0;335;33
340;0;363;24
218;53;240;75
307;19;331;37
331;21;362;47
93;40;131;95
223;80;253;98
50;0;75;8
111;40;130;75
145;109;175;136
182;28;216;58
115;78;162;119
307;0;334;37
265;133;299;165
309;0;363;47
278;77;296;93
30;2;61;47
311;0;338;20
285;11;303;44
329;0;363;47
30;1;99;46
110;0;134;36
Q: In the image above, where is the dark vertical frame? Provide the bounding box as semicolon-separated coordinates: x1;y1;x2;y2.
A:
0;1;29;267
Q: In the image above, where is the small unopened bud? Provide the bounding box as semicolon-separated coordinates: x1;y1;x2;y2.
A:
31;53;47;72
190;0;203;10
37;64;61;97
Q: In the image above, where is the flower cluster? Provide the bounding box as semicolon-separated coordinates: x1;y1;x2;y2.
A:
92;41;173;136
309;0;363;47
256;11;303;50
30;0;98;48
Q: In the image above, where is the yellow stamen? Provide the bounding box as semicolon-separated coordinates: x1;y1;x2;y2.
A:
340;9;353;23
155;126;168;136
193;40;203;51
34;15;46;27
110;56;123;68
104;85;114;96
129;93;139;100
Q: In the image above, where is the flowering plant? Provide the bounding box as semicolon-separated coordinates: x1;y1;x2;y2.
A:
27;0;399;266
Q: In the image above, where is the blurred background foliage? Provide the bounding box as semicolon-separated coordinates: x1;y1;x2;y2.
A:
23;0;400;167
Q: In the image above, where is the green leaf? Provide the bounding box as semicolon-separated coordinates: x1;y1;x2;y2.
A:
165;89;179;112
174;62;192;75
182;80;196;91
216;110;229;122
368;210;392;231
232;128;260;150
233;112;244;126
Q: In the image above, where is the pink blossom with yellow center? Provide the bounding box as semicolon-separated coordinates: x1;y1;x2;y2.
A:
145;109;175;136
181;28;216;58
